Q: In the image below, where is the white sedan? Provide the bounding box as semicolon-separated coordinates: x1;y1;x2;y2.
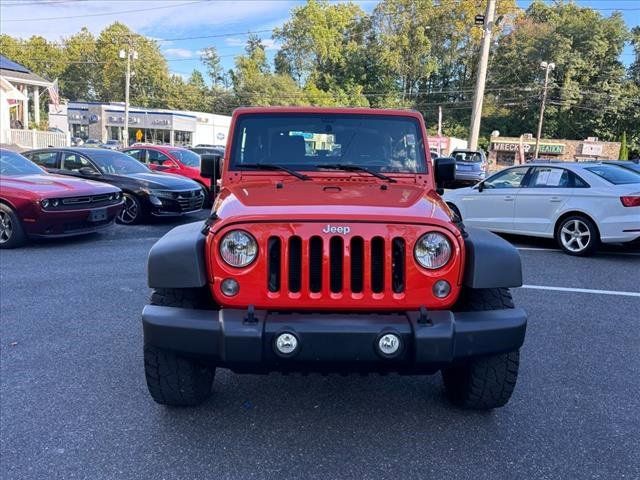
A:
443;162;640;256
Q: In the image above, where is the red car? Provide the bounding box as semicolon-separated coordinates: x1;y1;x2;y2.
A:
0;149;123;248
121;145;212;201
141;107;527;410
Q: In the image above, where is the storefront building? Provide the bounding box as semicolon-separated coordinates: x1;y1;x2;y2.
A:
488;135;621;168
49;102;231;147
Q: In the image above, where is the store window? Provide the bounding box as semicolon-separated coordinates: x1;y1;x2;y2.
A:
174;130;193;147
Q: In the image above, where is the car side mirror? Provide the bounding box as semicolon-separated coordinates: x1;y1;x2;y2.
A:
434;156;455;188
162;160;177;168
79;167;100;176
200;154;223;196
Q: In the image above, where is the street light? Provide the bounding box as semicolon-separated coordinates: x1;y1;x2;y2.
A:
119;47;138;147
534;61;555;159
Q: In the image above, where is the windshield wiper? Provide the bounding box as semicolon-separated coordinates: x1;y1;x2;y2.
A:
238;163;310;181
315;163;397;183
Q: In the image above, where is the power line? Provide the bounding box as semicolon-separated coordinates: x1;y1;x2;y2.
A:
2;0;204;22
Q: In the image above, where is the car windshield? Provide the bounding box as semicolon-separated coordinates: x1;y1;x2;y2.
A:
87;150;150;175
229;113;427;174
453;151;483;163
169;149;201;167
584;165;640;185
0;150;45;176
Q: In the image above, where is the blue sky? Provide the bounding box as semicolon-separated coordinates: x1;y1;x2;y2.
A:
0;0;637;80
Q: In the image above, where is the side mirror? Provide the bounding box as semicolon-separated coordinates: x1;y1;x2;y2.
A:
162;160;177;168
79;167;100;176
434;156;455;188
477;181;485;192
200;154;222;180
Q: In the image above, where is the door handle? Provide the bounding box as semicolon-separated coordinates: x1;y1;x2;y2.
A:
503;196;514;201
550;197;562;203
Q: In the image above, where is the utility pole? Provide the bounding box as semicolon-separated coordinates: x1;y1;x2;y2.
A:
119;45;138;147
468;0;496;151
534;61;555;159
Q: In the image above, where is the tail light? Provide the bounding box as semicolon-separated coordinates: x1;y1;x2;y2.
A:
620;195;640;207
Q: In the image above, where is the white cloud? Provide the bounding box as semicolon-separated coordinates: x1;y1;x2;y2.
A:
224;37;246;47
170;71;190;81
163;48;193;59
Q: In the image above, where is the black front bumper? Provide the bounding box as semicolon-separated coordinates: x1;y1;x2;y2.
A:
142;306;527;373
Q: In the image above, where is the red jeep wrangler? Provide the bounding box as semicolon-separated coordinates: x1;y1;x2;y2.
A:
142;107;526;410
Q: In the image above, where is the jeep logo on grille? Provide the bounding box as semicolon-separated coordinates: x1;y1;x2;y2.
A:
322;224;351;235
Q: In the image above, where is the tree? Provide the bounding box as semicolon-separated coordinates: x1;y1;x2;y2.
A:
201;46;226;87
61;28;97;101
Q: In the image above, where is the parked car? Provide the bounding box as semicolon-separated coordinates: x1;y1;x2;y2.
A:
0;148;123;248
450;149;487;185
121;144;213;203
141;106;528;410
70;136;84;146
190;146;224;157
602;160;640;175
195;143;225;149
23;148;205;225
443;162;640;256
83;139;102;147
101;139;122;150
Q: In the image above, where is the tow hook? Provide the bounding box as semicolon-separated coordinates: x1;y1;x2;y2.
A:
418;306;432;326
244;305;257;324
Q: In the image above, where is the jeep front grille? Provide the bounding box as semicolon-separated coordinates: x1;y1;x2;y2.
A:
267;234;406;295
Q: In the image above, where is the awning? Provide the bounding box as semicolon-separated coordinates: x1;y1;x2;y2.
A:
0;77;28;101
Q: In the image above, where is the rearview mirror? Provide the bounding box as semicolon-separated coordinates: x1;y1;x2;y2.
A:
79;167;100;176
434;156;455;188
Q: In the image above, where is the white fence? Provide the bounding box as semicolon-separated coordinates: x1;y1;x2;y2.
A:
9;129;69;148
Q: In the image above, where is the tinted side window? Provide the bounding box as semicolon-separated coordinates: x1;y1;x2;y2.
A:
483;167;529;189
30;151;59;169
147;150;170;165
124;149;144;162
62;153;99;173
527;167;570;188
571;172;590;188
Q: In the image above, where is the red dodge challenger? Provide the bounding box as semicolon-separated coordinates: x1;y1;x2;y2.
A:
0;148;123;248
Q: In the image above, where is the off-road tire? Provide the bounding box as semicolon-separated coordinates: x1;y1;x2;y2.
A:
144;345;214;407
442;288;520;410
0;203;26;249
150;287;218;310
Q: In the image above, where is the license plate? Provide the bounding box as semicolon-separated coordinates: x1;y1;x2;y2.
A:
457;164;472;171
88;208;108;222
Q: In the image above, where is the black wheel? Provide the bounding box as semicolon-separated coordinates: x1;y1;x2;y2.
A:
0;203;26;249
446;202;462;221
144;345;214;407
555;215;599;256
117;193;143;225
145;287;217;406
442;288;520;410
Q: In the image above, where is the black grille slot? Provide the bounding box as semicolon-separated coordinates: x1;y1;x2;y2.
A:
309;236;323;293
350;237;364;293
288;236;302;293
392;237;406;293
176;190;204;211
371;237;385;293
329;237;343;293
267;237;281;292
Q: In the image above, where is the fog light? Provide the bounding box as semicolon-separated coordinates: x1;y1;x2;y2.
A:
433;280;451;298
377;333;401;357
275;332;298;356
220;278;239;296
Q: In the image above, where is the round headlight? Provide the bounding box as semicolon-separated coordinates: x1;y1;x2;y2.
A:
41;199;50;208
414;232;452;269
51;199;59;207
219;230;258;267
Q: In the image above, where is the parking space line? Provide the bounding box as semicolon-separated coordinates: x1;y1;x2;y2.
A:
516;246;640;256
521;284;640;298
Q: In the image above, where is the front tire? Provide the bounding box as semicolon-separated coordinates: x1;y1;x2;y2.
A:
0;203;26;249
442;288;520;409
117;193;144;225
555;215;599;256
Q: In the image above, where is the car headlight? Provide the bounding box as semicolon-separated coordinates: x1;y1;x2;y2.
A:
414;232;452;269
147;189;175;199
219;230;258;267
41;199;50;208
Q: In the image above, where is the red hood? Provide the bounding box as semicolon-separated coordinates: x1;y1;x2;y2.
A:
212;178;453;231
0;173;119;197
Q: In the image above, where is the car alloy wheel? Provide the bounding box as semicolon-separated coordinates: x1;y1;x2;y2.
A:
118;194;140;224
559;218;591;253
0;210;12;244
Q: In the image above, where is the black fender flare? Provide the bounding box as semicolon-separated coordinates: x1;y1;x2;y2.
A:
147;221;208;289
462;228;523;289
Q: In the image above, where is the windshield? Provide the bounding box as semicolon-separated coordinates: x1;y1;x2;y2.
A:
169;149;201;167
584;165;640;185
453;151;483;163
229;114;427;174
0;150;45;176
88;150;150;175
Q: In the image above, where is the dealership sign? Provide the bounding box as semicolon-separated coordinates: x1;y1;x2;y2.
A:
492;141;565;155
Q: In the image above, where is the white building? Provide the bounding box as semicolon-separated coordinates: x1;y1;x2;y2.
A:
49;101;231;148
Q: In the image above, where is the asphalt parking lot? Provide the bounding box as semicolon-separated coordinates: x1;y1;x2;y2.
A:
1;212;639;480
